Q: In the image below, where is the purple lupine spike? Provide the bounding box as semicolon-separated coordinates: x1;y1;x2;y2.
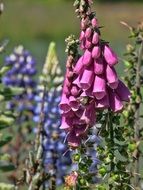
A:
106;64;119;89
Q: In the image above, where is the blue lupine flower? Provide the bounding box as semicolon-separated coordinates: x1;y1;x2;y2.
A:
2;45;37;172
34;42;72;186
3;45;37;112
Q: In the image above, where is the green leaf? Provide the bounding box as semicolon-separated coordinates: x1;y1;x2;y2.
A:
9;86;24;95
0;135;12;147
0;66;12;76
0;161;15;172
0;183;15;190
0;121;10;130
0;115;15;126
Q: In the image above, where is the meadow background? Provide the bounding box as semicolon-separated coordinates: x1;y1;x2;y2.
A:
0;0;143;75
0;0;143;187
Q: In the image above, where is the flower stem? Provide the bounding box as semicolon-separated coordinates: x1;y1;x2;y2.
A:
108;111;115;190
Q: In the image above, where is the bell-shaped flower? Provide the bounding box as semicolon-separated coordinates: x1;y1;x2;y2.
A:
59;94;71;113
69;96;80;111
83;49;92;66
67;131;81;148
96;94;109;109
104;45;118;66
109;89;123;112
60;116;72;129
94;58;104;75
74;56;84;74
93;75;106;100
106;64;119;89
80;69;94;90
115;80;131;101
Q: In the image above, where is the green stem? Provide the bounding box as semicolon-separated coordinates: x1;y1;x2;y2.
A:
108;111;115;190
49;151;57;190
28;85;47;190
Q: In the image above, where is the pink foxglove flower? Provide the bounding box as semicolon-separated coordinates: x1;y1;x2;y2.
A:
94;58;104;75
83;49;92;66
60;2;130;147
92;46;101;59
59;93;71;113
92;32;100;45
106;64;119;89
109;89;123;112
115;80;131;101
93;75;106;100
80;69;94;90
104;45;118;66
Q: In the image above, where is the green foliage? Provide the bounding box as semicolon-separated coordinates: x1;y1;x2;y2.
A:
0;183;15;190
122;22;143;188
0;42;18;189
0;64;16;172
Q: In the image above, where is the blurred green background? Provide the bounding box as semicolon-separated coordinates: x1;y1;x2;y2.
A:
0;0;143;74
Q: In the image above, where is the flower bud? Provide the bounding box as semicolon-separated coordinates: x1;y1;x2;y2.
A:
92;46;101;59
91;18;98;28
104;45;118;66
92;32;100;44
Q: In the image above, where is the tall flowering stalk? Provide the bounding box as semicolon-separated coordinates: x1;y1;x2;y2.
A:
122;22;143;189
23;42;71;190
63;35;100;189
60;0;130;189
2;45;37;182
